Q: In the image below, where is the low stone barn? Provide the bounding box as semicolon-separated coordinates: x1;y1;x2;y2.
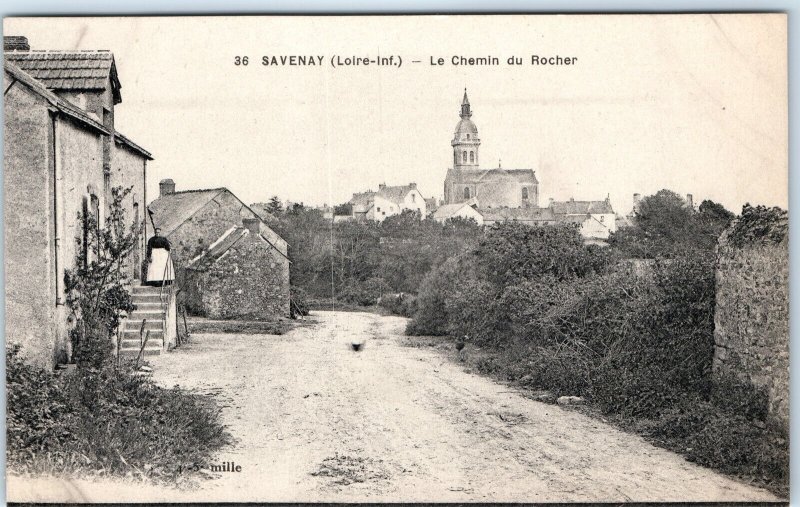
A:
185;218;290;320
148;179;266;278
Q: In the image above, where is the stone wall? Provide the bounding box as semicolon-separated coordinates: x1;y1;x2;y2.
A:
191;232;290;320
713;229;789;429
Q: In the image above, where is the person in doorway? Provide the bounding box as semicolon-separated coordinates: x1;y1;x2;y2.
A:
146;228;174;286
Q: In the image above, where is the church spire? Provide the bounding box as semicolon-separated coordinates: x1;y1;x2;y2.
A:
460;88;472;118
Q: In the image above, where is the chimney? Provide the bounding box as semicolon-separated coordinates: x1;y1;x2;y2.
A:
633;193;641;210
548;197;554;207
686;193;694;209
159;178;175;197
243;217;261;234
409;182;417;189
378;183;386;190
4;36;30;51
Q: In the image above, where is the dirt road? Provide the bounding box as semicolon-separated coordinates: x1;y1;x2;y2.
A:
7;311;779;502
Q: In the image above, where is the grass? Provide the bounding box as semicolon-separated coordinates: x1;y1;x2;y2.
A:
6;346;231;488
186;317;296;335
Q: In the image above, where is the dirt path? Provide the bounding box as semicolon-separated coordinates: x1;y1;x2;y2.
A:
7;311;779;503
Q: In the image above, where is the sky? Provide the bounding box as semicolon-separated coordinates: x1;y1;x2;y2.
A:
4;14;788;214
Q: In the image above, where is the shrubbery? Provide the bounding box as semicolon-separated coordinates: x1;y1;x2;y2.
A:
6;346;229;483
406;194;788;495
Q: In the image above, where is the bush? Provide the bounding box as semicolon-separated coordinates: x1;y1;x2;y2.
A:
378;293;417;318
6;346;230;484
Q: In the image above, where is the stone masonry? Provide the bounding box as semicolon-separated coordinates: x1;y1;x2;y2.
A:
713;227;789;429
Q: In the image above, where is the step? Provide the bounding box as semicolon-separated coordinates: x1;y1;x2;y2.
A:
128;311;166;320
132;295;163;304
122;323;164;340
132;302;162;310
132;285;169;295
120;338;163;349
124;320;164;331
120;346;162;356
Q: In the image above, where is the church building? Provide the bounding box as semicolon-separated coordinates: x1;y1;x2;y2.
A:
443;91;539;208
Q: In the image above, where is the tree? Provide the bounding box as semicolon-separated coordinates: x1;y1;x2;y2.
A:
64;186;139;368
609;190;734;258
266;195;283;215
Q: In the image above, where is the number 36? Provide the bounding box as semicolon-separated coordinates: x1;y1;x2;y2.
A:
235;56;249;66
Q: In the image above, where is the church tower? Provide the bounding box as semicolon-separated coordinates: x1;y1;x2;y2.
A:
451;89;480;170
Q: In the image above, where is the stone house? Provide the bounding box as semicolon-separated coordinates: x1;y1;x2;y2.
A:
185;218;290;319
3;36;152;368
147;179;265;272
348;183;427;222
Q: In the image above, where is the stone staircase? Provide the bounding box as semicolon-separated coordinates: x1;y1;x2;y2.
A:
120;285;167;357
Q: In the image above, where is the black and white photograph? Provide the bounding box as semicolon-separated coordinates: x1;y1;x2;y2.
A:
2;14;789;503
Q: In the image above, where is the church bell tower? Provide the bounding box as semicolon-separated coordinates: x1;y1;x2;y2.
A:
451;89;480;170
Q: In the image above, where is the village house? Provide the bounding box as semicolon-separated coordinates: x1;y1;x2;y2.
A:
3;36;152;368
550;197;616;241
185;218;290;320
443;91;539;208
432;201;484;225
147;179;290;318
347;183;427;222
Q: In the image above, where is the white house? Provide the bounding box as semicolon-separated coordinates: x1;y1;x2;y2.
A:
550;198;616;240
432;201;484;225
348;183;427;222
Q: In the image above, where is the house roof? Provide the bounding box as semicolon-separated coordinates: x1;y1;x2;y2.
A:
4;61;110;136
349;191;375;208
433;203;475;220
480;206;556;222
349;184;422;209
377;184;421;205
148;188;227;236
551;199;614;215
5;50;122;104
114;132;153;160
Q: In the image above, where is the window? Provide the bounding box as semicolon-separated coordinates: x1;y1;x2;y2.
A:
464;187;471;199
600;215;605;222
466;134;470;140
469;151;474;163
411;194;416;203
522;187;529;200
462;151;467;163
377;207;381;212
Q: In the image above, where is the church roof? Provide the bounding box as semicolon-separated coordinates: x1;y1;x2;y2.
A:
480;206;555;223
454;118;478;135
450;167;538;184
551;199;614;215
